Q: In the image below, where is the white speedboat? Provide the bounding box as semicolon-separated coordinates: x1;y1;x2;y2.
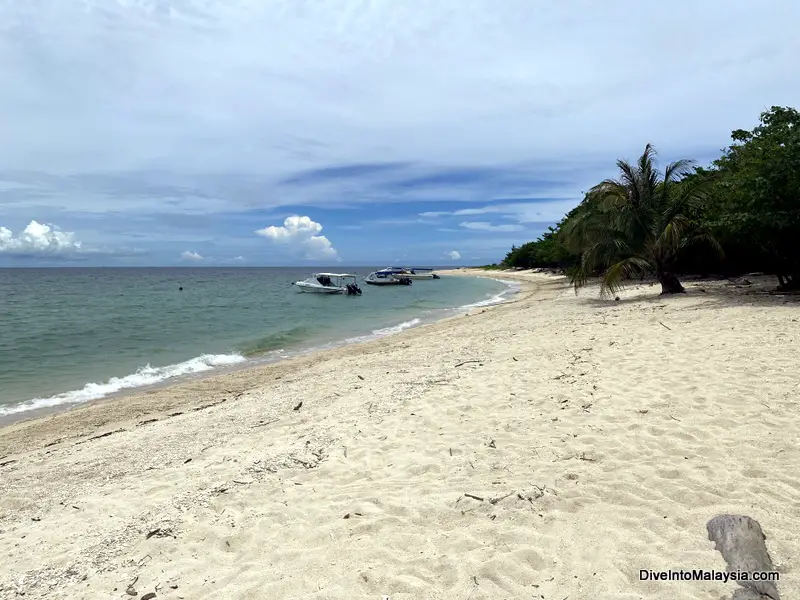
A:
293;273;362;295
364;271;413;286
377;267;440;280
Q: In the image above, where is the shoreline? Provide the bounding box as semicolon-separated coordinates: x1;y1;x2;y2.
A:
2;270;797;599
0;270;531;452
0;271;519;429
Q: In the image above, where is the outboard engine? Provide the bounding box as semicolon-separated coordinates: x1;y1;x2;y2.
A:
346;283;363;296
398;277;412;286
432;273;440;279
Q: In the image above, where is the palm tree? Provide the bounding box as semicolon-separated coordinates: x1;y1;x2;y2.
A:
562;144;721;296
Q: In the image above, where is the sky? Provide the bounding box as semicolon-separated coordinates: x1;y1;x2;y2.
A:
1;0;799;267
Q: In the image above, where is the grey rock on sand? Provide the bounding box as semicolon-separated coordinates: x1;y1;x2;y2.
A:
707;514;780;600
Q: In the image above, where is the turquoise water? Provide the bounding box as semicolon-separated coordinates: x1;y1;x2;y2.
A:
0;268;515;417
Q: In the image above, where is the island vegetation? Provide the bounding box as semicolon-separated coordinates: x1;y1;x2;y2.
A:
492;106;800;295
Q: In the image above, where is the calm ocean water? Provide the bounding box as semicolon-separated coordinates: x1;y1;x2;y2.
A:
0;268;516;418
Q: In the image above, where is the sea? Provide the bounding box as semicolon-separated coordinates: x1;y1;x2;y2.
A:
0;268;518;420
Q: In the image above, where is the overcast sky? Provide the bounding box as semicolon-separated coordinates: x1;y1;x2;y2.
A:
1;0;798;266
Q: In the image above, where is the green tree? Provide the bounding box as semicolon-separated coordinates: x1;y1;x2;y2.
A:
562;144;721;296
708;106;800;290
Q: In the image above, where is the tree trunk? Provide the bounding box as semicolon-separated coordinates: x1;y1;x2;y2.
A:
777;273;799;291
658;271;685;294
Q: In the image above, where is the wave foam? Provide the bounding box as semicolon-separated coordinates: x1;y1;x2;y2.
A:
371;318;422;336
0;353;247;417
460;279;521;309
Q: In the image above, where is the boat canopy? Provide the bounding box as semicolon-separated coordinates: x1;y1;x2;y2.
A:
315;272;356;277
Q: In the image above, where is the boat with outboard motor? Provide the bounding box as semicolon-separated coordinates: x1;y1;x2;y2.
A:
293;273;362;295
376;267;440;280
364;271;413;286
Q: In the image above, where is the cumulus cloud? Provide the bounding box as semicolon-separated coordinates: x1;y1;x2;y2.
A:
180;250;203;261
255;216;339;261
448;250;461;260
459;221;524;232
0;220;83;256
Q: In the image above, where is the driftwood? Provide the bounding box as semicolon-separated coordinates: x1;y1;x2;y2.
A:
454;360;482;368
706;514;780;600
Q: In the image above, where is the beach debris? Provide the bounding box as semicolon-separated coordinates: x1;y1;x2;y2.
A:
706;514;780;600
251;418;279;428
141;593;157;600
357;374;365;380
488;439;496;448
454;360;482;368
31;516;41;522
343;512;363;519
615;296;620;301
183;458;192;464
464;493;484;502
489;491;515;505
191;398;228;412
0;459;17;467
137;419;159;426
293;401;303;411
659;321;673;331
75;428;127;445
126;576;139;596
512;356;518;361
145;527;175;540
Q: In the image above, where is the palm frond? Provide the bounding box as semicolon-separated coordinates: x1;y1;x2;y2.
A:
616;161;641;206
663;158;696;183
600;257;654;297
680;231;725;258
655;215;693;259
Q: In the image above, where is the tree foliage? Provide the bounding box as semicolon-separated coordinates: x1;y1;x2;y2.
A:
497;106;800;293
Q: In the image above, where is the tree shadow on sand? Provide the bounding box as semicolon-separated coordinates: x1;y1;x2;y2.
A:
574;275;800;310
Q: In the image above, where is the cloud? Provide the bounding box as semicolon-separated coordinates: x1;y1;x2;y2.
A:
232;255;245;261
459;221;524;232
180;250;203;261
0;220;83;256
0;1;798;263
422;199;581;223
255;215;339;261
448;250;461;260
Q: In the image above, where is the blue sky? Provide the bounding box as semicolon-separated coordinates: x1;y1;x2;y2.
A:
1;1;799;266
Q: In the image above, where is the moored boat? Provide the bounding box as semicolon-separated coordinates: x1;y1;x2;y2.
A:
364;271;413;286
377;267;440;280
293;273;362;295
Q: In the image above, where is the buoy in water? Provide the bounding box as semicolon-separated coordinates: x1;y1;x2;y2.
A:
179;286;183;291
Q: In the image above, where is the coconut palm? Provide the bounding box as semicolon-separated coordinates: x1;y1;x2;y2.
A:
562;144;721;296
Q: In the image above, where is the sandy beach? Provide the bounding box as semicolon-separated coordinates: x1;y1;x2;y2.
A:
1;270;798;600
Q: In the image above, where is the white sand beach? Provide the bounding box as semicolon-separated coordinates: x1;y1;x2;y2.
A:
1;271;797;600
